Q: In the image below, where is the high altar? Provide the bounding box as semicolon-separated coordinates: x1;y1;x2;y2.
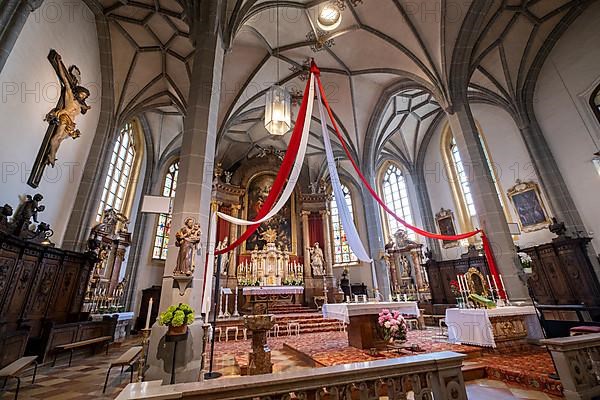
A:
211;151;338;309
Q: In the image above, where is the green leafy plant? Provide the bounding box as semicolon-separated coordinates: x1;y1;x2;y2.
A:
158;303;195;327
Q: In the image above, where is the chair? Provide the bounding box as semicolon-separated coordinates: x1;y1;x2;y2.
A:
269;324;280;337
287;322;300;336
338;322;347;332
225;326;239;342
214;327;223;342
406;318;419;331
439;318;447;336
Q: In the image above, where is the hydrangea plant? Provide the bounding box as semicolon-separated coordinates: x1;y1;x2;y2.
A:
158;303;195;327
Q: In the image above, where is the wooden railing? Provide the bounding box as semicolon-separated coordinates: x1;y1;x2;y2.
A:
117;351;467;400
543;333;600;400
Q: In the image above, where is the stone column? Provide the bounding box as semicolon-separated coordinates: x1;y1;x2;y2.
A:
319;210;334;277
145;0;224;383
446;101;528;302
0;0;43;74
361;184;392;299
227;204;241;278
301;210;312;280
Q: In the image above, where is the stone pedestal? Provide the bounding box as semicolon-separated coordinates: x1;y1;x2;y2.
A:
244;315;275;375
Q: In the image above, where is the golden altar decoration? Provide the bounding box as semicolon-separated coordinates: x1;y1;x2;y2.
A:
237;228;303;286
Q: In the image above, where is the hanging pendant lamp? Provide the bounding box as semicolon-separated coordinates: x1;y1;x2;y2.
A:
265;0;291;136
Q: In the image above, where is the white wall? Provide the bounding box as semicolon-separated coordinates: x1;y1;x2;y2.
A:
423;104;554;260
534;1;600;250
0;0;101;246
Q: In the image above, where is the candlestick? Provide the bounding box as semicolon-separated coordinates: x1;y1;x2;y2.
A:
145;298;153;330
499;274;509;303
486;275;496;301
491;274;499;294
136;328;151;382
233;286;240;317
456;274;463;292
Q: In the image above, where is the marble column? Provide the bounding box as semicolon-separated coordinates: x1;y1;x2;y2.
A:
227;204;241;278
301;210;312;280
446;101;528;302
145;0;225;383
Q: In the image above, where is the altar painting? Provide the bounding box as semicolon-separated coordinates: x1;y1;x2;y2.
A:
245;173;295;252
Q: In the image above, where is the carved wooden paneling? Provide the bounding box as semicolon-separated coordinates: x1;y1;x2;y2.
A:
3;252;39;329
425;255;490;305
0;243;19;313
22;254;61;336
49;259;79;321
524;238;600;316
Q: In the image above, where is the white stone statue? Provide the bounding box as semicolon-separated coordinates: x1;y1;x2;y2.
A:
310;242;326;276
216;236;230;273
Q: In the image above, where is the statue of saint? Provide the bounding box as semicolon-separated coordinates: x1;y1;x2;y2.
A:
310;242;326;276
44;50;91;167
11;194;45;235
173;217;201;276
216;236;230;273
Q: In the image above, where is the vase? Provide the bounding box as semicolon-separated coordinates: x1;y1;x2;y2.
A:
167;324;188;336
523;267;532;274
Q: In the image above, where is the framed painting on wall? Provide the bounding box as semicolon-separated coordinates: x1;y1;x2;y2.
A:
507;180;550;232
435;208;459;248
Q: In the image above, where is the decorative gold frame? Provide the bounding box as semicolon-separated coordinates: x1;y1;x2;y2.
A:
465;267;488;297
242;171;298;255
435;208;459;249
507;180;550;233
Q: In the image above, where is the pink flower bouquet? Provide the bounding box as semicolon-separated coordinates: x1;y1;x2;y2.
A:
378;309;408;342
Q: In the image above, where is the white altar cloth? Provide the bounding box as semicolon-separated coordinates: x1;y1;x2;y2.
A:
445;306;543;348
242;286;304;296
322;302;420;324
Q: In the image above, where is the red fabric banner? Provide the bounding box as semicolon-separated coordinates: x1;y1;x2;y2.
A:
215;70;315;255
314;72;506;299
308;213;324;247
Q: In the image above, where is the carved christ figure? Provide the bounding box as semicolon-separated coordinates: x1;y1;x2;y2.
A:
173;217;201;276
44;49;91;167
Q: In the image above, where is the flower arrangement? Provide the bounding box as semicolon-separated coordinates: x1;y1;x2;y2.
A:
158;303;194;335
283;277;303;286
377;309;408;342
238;278;261;286
449;280;461;296
518;252;533;272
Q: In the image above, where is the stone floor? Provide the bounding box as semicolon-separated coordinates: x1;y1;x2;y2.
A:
0;334;564;400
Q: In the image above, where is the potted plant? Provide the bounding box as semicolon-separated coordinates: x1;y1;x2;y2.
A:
158;303;195;335
518;252;533;274
377;309;408;344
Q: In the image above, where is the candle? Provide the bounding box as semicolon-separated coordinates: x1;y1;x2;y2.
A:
456;275;463;292
145;298;153;330
486;275;495;300
354;294;358;302
499;274;508;301
388;294;393;302
491;274;499;293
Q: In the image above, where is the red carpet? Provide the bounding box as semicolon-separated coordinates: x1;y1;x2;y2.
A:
214;330;562;396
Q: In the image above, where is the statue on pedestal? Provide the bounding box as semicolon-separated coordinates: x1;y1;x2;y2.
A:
310;242;326;276
216;236;229;273
11;194;45;235
173;218;201;276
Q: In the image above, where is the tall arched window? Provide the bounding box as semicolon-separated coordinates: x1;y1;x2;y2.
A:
330;184;357;264
152;161;179;260
442;126;508;232
96;122;139;220
381;164;415;241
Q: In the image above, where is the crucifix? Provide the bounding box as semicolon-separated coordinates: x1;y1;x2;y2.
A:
28;49;91;188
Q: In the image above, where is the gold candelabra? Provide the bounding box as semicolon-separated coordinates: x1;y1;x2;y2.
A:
136;328;151;382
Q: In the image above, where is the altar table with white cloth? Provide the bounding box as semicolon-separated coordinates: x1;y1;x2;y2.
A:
242;286;304;296
445;306;543;348
322;302;420;324
322;302;420;349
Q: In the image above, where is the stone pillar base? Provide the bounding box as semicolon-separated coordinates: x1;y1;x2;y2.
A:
145;320;205;384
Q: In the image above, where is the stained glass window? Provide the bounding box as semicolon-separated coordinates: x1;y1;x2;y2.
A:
382;164;415;241
96;122;136;221
330;184;357;264
152;161;179;260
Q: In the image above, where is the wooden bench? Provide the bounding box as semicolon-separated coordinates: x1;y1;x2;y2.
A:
103;346;142;393
53;336;113;367
0;356;38;400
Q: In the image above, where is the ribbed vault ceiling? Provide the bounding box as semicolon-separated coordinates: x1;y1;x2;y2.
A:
95;0;588;178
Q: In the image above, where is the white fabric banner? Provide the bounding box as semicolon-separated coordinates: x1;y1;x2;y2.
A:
316;85;372;263
216;73;315;226
202;210;218;316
